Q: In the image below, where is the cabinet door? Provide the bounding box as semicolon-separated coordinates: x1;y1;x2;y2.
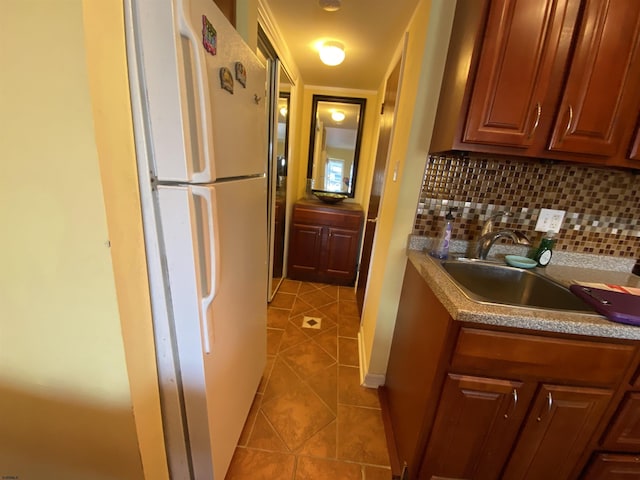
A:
602;392;640;450
582;453;640;479
464;0;580;148
323;227;360;283
419;374;536;480
287;223;323;280
503;384;613;480
548;0;640;157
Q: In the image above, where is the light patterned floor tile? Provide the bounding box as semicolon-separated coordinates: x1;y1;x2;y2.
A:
306;362;338;414
225;447;295;480
296;420;337;458
280;339;336;378
338;337;359;367
261;382;335;451
313;326;338;359
295;456;362;480
337;405;390;466
268;307;291;329
338;366;380;408
299;288;336;309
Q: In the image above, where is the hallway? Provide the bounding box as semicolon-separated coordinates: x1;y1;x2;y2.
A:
225;280;391;479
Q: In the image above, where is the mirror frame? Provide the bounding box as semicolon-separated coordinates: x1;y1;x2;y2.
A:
307;94;366;198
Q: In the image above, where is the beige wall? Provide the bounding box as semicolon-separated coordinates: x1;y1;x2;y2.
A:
82;2;170;479
0;1;144;478
359;0;457;383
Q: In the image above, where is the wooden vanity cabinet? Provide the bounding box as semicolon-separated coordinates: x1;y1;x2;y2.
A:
287;200;363;285
430;0;640;167
381;260;639;480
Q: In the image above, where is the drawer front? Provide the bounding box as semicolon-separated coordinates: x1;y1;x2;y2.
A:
293;206;362;229
582;453;640;479
602;392;640;450
451;328;635;385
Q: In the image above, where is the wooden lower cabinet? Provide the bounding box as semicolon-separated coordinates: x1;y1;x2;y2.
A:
419;378;612;480
287;200;363;285
582;454;640;479
502;384;612;479
602;393;640;451
382;259;638;480
419;374;535;480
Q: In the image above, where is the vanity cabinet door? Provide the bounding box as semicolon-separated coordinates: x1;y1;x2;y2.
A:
419;374;536;480
502;384;613;480
463;0;579;148
323;227;360;283
547;0;640;157
287;223;323;279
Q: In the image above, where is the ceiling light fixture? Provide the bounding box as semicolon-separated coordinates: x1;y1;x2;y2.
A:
319;0;341;12
319;41;345;66
331;111;345;122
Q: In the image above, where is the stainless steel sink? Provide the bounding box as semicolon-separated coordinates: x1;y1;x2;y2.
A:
439;260;594;312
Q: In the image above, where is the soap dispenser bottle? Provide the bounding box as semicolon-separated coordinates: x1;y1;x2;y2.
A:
430;208;455;259
532;231;556;267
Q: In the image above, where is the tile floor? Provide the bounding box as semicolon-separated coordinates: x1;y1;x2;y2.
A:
225;279;391;480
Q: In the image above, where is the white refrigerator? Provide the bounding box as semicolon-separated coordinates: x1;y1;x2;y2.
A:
124;0;267;478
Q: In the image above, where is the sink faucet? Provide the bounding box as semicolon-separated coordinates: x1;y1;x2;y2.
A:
477;211;531;259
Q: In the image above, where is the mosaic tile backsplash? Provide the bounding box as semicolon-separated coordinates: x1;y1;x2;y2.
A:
414;155;640;258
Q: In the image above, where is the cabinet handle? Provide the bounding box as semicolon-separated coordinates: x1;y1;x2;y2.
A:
504;388;518;419
563;105;574;140
537;392;553;422
528;102;541;139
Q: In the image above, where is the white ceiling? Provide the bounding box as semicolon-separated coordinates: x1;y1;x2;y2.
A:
262;0;420;90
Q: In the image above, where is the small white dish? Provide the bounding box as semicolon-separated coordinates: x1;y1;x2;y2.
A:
505;255;537;269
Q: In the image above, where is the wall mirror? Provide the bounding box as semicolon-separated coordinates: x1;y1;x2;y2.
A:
308;95;366;197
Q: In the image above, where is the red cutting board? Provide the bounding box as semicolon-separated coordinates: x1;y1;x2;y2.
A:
570;285;640;326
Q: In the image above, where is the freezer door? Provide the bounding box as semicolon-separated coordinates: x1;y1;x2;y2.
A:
129;0;267;182
157;178;267;479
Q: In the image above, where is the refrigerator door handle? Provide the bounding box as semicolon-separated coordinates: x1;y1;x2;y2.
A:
191;186;220;354
176;0;214;183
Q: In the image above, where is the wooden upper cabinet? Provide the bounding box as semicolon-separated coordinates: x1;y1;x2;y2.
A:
464;0;580;148
431;0;640;167
547;0;640;157
503;384;613;479
213;0;235;26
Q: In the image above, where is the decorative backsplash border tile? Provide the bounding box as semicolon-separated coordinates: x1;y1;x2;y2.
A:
413;154;640;258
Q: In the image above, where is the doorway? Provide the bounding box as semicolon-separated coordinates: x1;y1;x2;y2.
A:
356;55;404;313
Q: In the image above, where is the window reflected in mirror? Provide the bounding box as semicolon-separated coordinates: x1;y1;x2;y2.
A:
308;95;366;197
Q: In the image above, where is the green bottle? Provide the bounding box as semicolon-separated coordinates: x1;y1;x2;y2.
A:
531;231;556;267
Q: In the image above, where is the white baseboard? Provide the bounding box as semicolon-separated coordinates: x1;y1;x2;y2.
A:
357;330;386;388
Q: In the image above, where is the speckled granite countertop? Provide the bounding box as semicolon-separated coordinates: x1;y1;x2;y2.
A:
406;249;640;341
